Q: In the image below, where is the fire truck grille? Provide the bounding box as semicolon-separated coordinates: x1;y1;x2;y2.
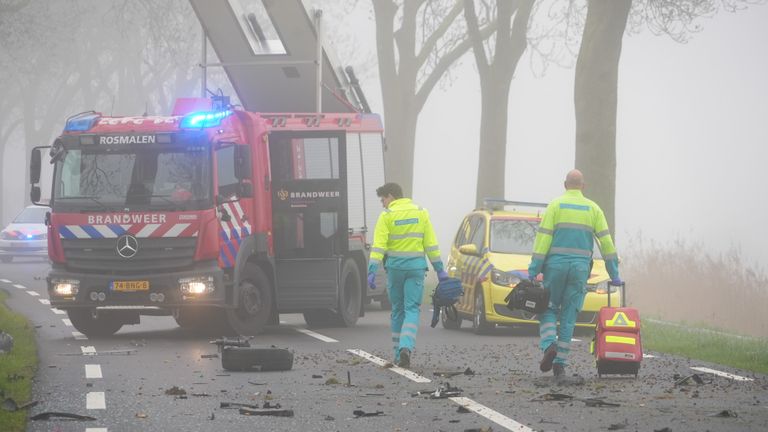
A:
61;237;197;274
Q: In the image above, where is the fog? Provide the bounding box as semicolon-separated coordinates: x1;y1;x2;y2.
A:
2;1;766;272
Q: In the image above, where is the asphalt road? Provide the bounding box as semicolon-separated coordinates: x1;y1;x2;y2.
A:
2;259;767;432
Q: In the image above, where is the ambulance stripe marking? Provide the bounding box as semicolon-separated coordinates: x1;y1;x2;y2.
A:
136;224;161;237
163;223;190;237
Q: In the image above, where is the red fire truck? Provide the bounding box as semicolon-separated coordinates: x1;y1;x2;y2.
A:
29;96;385;336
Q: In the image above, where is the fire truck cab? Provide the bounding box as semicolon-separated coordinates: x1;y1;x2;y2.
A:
29;97;385;336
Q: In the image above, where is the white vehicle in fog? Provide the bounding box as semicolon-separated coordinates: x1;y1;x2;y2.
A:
0;205;48;263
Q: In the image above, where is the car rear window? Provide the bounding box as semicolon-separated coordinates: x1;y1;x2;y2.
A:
13;207;47;223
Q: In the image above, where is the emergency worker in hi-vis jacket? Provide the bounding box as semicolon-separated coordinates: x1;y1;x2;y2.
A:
367;183;447;368
528;169;622;383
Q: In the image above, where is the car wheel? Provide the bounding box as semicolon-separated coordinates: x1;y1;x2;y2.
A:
68;309;123;337
226;264;273;335
441;307;462;330
472;289;493;335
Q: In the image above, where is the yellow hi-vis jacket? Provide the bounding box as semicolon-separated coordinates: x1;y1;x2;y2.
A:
527;189;620;280
367;198;444;274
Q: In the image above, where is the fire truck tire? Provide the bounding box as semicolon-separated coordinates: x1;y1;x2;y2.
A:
221;346;293;372
335;258;362;327
68;309;123;337
226;264;273;336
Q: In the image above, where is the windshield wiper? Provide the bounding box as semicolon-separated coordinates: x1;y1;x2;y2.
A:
56;196;112;212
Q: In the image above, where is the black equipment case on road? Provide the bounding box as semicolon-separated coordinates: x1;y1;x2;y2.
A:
592;283;642;377
221;346;294;372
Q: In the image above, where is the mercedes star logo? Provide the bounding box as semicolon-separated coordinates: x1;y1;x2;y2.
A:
116;234;139;259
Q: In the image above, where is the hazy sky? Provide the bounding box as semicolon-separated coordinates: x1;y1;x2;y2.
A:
365;4;768;269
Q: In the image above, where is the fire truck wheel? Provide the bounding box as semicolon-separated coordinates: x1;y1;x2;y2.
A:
227;264;273;336
68;309;123;337
335;258;362;327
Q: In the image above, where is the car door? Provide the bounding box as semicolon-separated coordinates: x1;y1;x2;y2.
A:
452;214;484;314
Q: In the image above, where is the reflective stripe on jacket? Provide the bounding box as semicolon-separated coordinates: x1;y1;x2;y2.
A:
528;190;619;280
367;198;443;273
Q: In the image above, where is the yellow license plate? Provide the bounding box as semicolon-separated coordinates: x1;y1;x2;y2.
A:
112;280;150;292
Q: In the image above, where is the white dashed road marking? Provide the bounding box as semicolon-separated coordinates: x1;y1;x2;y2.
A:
81;346;97;356
347;349;432;383
0;279;11;283
26;290;40;296
296;328;339;343
72;331;87;340
86;429;108;432
52;308;66;314
86;392;106;409
85;364;103;379
349;349;534;431
38;298;50;305
690;366;753;382
13;284;25;289
450;397;534;432
62;318;73;327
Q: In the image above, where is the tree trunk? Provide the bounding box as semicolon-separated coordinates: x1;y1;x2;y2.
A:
475;79;512;207
574;0;631;234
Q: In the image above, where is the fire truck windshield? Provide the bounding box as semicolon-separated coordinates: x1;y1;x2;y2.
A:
52;144;212;212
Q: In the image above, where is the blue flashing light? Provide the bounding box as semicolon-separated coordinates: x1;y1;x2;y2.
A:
64;112;100;132
180;110;233;129
26;234;33;239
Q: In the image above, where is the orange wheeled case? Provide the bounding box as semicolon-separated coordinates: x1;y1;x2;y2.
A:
592;283;642;377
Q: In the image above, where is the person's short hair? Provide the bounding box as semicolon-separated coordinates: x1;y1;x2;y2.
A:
376;182;403;199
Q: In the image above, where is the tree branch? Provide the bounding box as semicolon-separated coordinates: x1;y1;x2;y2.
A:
416;1;464;70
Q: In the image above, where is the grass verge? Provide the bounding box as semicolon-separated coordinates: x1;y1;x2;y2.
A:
0;289;38;432
643;318;768;375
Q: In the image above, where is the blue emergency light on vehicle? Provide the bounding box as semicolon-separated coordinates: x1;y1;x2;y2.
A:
180;110;232;129
64;112;100;132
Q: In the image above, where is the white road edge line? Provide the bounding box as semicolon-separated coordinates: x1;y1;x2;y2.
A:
0;279;11;283
347;348;432;383
38;298;50;305
62;318;73;327
13;284;26;289
85;364;103;379
348;349;533;431
296;328;338;343
86;428;108;432
81;346;97;356
690;366;753;382
86;392;106;409
450;397;534;432
72;331;88;340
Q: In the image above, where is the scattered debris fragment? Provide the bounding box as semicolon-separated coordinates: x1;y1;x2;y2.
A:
201;354;219;359
325;377;340;385
324;415;335;421
674;373;705;386
353;409;384;417
164;386;187;396
135;412;148;419
239;402;294;417
708;410;738;418
457;406;471;413
608;421;627;430
30;412;97;421
531;393;620;407
312;374;323;379
463;427;493;432
191;393;211;397
247;381;267;386
1;398;38;412
221;402;261;410
531;393;573;402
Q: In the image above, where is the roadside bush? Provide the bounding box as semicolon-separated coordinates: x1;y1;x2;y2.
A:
621;235;768;338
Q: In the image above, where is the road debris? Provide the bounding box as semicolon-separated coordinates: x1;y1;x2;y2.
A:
531;393;620;407
135;412;148;418
457;405;471;413
164;386;187;396
201;354;219;359
57;349;137;356
238;401;294;417
674;373;706;386
1;398;38;412
353;409;384;417
30;412;97;421
412;382;463;399
708;409;738;418
434;367;476;378
325;377;340;385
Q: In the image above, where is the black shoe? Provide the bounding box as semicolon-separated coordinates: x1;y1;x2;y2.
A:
539;343;557;372
397;348;411;368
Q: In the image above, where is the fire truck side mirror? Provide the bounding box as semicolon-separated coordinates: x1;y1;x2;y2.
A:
30;186;41;204
234;145;252;180
30;148;42;184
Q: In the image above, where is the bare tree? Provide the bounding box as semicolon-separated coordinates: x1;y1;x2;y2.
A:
574;0;766;233
464;0;534;207
372;0;494;195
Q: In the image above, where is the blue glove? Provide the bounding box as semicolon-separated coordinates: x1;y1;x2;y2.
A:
437;270;449;282
610;278;623;286
367;273;377;290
